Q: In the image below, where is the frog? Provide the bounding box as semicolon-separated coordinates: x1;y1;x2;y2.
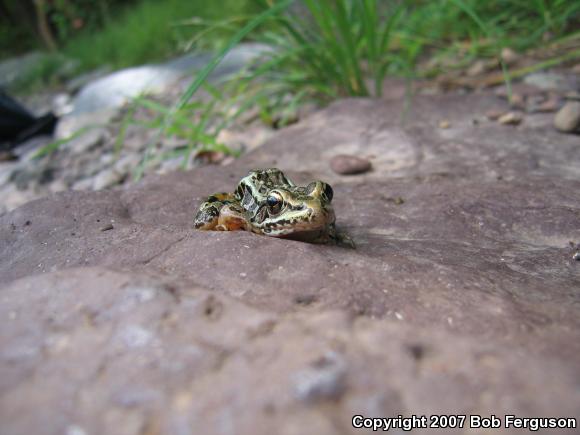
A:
194;168;353;246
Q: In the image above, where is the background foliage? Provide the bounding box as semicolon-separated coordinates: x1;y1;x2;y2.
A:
2;0;579;174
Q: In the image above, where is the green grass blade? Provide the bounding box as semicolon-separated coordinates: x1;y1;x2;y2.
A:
114;100;138;157
33;127;92;159
447;0;493;38
132;0;293;182
174;0;294;113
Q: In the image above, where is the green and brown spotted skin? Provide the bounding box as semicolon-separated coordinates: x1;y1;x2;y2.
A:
194;168;338;243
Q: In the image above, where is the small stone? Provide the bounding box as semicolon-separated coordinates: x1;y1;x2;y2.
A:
100;154;114;168
538;97;561;113
554;102;580;133
11;165;54;189
66;127;106;155
500;47;519;65
216;125;274;154
495;87;509;99
438;120;451;129
467;60;487;77
573;252;580;261
100;223;114;232
293;352;347;402
509;93;525;110
498;112;523;125
527;94;561;113
330;155;371;175
48;179;67;193
523;72;574;92
486;110;505;121
157;157;182;175
113;154;141;173
51;93;73;117
196;150;226;165
92;168;124;190
72;177;94;191
55;109;117;140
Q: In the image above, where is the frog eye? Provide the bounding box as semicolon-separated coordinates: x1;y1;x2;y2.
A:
323;183;333;202
266;193;283;214
306;181;333;202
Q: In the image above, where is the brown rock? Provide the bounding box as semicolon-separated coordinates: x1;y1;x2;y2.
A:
467;60;487;77
2;95;580;434
2;268;579;435
494;83;543;100
498;111;523;125
92;168;124;190
554;101;580;133
500;47;519;65
508;93;525;110
485;109;505;120
538;97;561;113
329;154;371;175
527;93;562;113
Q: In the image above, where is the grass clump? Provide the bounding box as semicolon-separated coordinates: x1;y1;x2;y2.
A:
397;0;580;69
32;0;579;175
119;93;241;180
186;0;405;101
133;0;579;172
124;1;293;179
178;0;578;118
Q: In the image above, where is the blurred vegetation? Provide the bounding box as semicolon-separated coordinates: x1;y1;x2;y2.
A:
168;0;580;118
2;0;578;91
0;0;261;90
6;0;580;174
63;0;261;70
109;0;579;177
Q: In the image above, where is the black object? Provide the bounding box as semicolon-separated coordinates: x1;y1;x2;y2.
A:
0;89;58;153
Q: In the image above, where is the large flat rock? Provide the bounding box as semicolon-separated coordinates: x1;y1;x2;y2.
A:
69;43;270;115
1;94;580;434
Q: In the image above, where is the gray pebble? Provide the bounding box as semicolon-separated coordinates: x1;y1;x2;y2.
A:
554;102;580;133
330;154;371;175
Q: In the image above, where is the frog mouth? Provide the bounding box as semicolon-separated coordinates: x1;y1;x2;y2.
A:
263;207;335;236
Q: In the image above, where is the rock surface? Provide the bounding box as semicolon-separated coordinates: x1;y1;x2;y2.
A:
69;43;269;116
330;154;372;175
497;111;523;125
554;101;580;133
2;94;580;434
